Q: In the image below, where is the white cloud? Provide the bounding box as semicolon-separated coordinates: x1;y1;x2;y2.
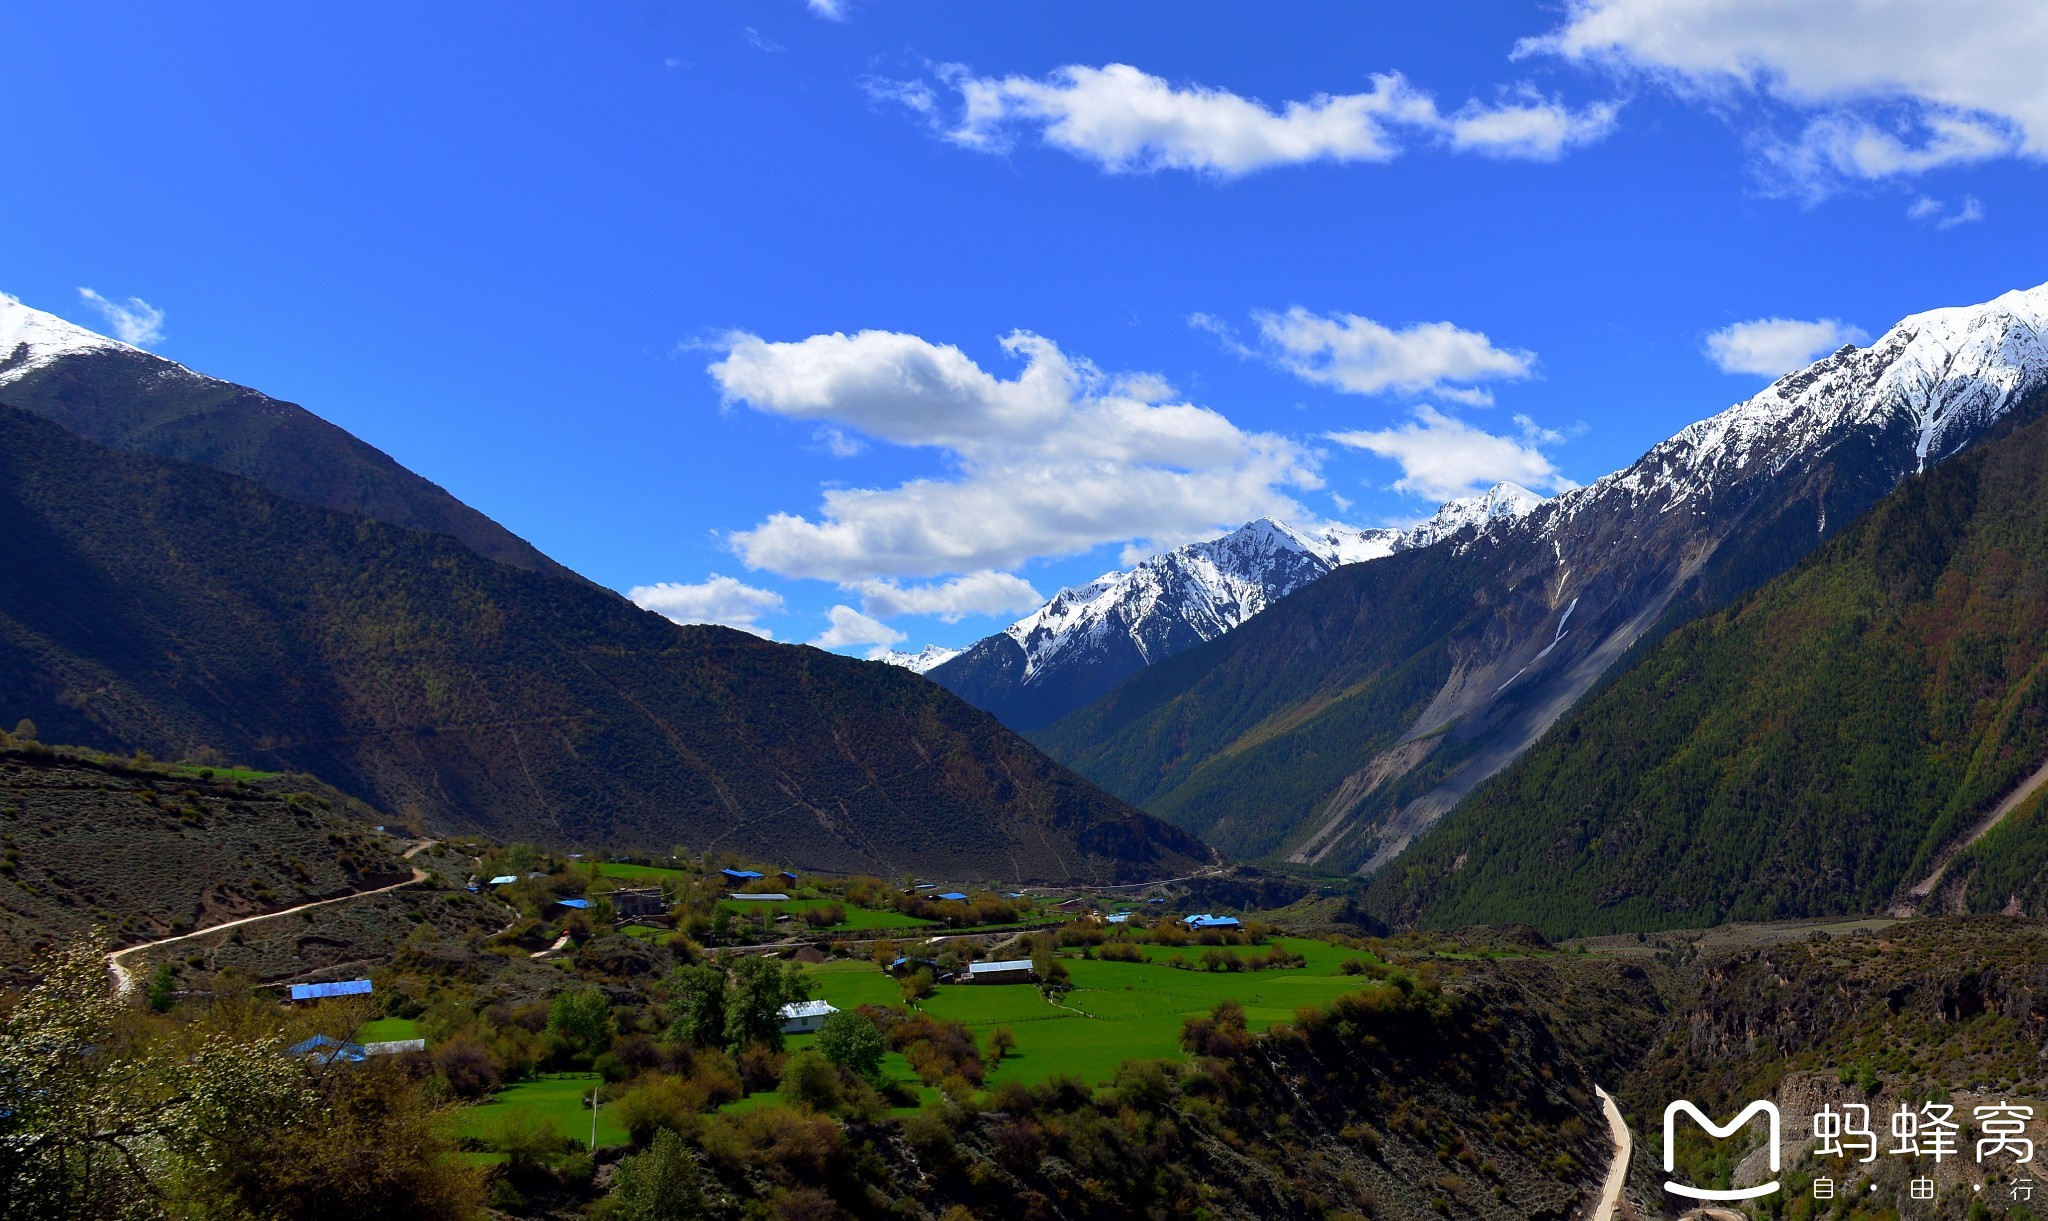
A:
711;328;1319;582
854;571;1044;622
1224;306;1535;403
1704;316;1869;377
869;62;1618;177
1447;95;1620;160
75;288;165;347
1908;193;1984;228
1327;406;1572;501
743;26;786;53
1525;0;2048;190
813;605;904;656
862;76;936;115
806;0;848;19
628;575;785;638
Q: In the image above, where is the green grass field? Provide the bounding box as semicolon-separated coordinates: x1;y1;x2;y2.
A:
167;763;280;782
598;862;691;882
796;938;1383;1088
462;1073;629;1149
356;1017;421;1043
716;897;939;930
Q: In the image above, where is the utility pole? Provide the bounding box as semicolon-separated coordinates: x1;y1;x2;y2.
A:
590;1084;599;1151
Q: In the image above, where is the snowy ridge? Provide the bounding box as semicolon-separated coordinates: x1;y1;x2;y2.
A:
874;644;962;674
1400;482;1545;551
0;294;138;385
1532;280;2048;536
891;483;1544;682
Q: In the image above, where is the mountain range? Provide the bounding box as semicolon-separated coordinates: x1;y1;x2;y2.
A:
1032;281;2048;875
0;296;1209;883
919;483;1545;731
1369;374;2048;935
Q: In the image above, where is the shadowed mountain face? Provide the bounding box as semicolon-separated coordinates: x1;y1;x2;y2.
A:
0;406;1211;882
1036;283;2048;874
0;296;560;575
1369;389;2048;937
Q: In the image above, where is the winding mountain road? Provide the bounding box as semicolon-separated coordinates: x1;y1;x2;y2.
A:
1591;1086;1631;1221
107;839;437;995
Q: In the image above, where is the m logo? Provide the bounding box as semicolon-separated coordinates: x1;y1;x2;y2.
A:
1663;1100;1781;1201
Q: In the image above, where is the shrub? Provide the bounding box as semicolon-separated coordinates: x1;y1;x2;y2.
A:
814;1009;886;1081
779;1049;843;1112
433;1035;504;1099
602;1127;709;1219
700;1107;841;1186
612;1073;709;1147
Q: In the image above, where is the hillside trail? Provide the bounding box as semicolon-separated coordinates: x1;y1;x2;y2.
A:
107;838;437;995
1591;1086;1631;1221
1896;753;2048;915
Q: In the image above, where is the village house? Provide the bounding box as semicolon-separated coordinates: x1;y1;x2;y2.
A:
610;886;665;917
967;959;1035;984
777;999;838;1034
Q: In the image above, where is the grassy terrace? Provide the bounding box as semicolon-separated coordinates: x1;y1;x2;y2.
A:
723;937;1382;1114
463;1073;629;1151
714;897;939;929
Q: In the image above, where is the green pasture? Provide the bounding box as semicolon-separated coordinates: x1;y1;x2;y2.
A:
795;937;1385;1088
355;1017;420;1043
463;1073;629;1149
598;862;690;883
716;897;938;930
169;763;280;782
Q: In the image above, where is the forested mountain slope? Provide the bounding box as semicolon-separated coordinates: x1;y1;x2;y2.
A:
1369;389;2048;936
1038;282;2048;872
0;406;1209;882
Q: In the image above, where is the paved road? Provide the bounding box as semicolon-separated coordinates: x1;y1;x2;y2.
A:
107;839;437;995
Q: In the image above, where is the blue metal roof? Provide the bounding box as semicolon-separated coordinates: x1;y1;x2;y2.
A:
289;978;373;1001
721;868;764;880
937;891;969;901
557;897;591;909
1183;913;1241;929
287;1034;367;1063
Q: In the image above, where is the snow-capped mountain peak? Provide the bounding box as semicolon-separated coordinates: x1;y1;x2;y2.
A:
1400;482;1543;551
0;294;137;385
874;644;962;674
1554;279;2048;527
917;487;1548;718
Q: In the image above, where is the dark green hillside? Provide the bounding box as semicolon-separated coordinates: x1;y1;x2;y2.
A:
1370;398;2048;937
0;406;1208;882
0;735;408;968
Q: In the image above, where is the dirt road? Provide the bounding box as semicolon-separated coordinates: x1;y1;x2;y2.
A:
107;839;437;995
1591;1086;1631;1221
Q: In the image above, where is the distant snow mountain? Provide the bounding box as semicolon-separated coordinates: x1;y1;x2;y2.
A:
1035;277;2048;877
911;485;1544;730
874;644;962;674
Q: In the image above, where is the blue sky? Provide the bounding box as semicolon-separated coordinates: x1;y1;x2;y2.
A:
5;1;2046;655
